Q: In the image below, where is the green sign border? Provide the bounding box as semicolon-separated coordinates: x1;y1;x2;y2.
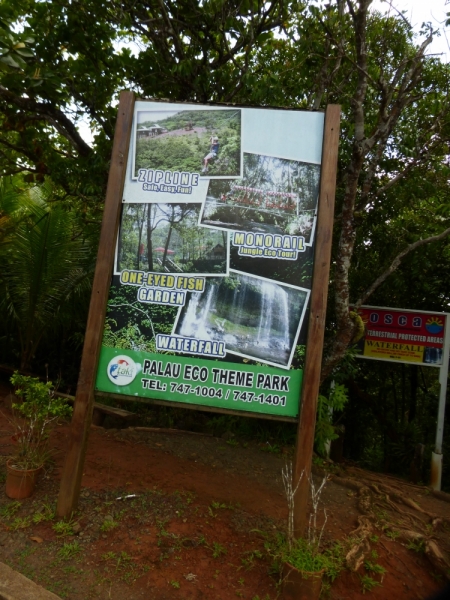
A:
96;346;302;418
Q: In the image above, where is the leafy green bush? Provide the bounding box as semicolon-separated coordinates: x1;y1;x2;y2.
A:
9;372;72;469
315;384;349;457
282;537;331;572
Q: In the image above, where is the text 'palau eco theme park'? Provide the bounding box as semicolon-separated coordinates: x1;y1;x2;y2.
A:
0;1;450;599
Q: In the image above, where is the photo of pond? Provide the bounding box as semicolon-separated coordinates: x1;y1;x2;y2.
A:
173;271;309;368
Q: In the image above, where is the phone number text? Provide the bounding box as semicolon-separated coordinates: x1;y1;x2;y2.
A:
169;382;286;406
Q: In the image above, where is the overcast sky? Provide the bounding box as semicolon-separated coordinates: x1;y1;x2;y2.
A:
371;0;449;61
76;1;449;142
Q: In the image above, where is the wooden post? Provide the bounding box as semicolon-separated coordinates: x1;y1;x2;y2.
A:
57;91;135;517
293;104;341;536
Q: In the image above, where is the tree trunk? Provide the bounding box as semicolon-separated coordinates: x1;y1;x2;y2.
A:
147;205;154;271
136;205;146;271
409;366;418;422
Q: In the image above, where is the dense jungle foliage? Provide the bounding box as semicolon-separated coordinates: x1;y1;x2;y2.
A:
103;276;178;354
0;0;449;488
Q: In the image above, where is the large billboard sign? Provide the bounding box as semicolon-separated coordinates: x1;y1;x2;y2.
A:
354;306;447;366
94;101;327;419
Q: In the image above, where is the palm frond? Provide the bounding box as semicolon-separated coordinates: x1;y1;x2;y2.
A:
1;185;94;368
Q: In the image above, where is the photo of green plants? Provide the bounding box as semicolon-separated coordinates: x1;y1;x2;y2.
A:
102;275;178;354
134;109;241;177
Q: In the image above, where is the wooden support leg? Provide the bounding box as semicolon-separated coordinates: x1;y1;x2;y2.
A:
56;91;135;517
292;105;340;537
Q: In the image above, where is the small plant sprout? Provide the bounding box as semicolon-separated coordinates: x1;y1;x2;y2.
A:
57;542;82;560
307;473;329;549
264;441;281;454
226;438;239;447
0;501;22;519
10;516;31;530
32;505;55;524
170;580;180;589
360;574;381;593
102;552;116;561
100;519;118;533
281;462;303;551
364;560;387;580
211;542;227;558
53;519;75;537
241;549;263;570
33;513;45;525
406;538;426;553
385;529;400;540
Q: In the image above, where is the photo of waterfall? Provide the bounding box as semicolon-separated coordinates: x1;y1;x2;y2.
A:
173;271;309;368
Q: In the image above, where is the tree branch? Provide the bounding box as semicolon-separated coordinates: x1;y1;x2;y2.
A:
356;226;450;306
0;87;92;157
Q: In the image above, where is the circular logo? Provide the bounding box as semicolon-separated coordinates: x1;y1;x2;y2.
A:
107;355;137;386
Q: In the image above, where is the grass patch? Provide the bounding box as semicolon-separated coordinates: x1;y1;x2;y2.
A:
57;542;82;560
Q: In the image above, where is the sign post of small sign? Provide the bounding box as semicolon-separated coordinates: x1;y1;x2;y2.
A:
352;305;450;491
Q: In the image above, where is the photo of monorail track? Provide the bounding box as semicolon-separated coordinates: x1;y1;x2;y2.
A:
200;153;320;243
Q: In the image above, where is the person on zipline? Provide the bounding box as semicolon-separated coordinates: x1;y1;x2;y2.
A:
202;135;219;172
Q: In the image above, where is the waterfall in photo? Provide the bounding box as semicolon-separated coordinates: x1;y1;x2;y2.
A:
179;285;216;340
179;291;201;337
256;280;290;350
230;277;247;317
176;274;304;367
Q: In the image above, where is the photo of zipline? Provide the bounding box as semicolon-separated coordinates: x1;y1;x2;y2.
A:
133;109;242;177
117;203;228;275
174;272;309;368
200;153;321;242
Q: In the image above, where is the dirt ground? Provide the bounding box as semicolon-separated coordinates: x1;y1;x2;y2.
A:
0;379;449;600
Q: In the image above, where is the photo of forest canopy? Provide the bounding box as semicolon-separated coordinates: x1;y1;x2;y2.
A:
117;203;228;275
200;153;320;242
174;272;308;368
134;109;241;177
